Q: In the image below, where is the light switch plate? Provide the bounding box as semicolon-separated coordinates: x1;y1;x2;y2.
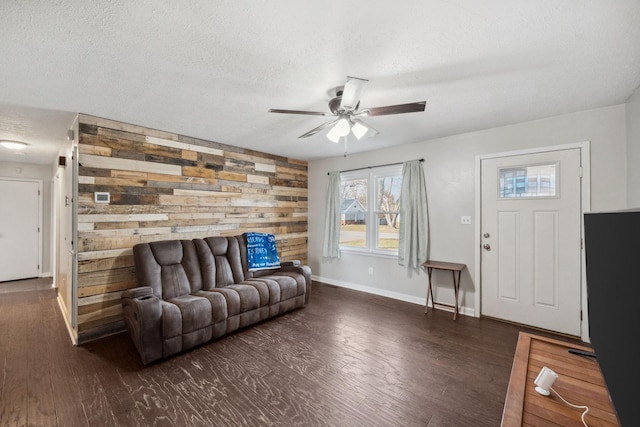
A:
461;216;472;225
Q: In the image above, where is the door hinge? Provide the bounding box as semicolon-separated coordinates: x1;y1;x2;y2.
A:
581;238;583;249
579;167;583;178
38;227;40;232
580;310;583;321
38;189;41;195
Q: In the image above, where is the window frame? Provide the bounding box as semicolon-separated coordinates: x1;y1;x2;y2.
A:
339;164;403;257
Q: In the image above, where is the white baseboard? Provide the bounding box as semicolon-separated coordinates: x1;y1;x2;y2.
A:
311;275;475;317
312;274;426;305
56;293;78;345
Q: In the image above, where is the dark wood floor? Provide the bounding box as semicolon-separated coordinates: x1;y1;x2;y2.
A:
0;277;54;294
0;280;585;427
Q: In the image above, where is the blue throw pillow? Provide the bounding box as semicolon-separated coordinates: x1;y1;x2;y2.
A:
245;232;281;271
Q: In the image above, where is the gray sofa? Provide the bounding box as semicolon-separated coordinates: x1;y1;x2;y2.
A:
122;234;311;365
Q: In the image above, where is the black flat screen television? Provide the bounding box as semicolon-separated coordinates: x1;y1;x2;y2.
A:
584;209;640;427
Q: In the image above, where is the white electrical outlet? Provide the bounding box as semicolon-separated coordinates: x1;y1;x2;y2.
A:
461;216;472;225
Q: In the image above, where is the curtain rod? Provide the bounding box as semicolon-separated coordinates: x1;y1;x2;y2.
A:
328;158;424;175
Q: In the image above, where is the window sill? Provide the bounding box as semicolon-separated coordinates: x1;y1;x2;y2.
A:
339;247;399;260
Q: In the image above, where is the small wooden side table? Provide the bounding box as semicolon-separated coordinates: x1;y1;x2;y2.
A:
421;260;466;320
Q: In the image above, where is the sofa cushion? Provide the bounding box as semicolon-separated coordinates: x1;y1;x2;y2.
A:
201;284;260;317
134;239;202;299
254;272;306;301
193;290;228;323
240;279;273;306
194;237;246;288
168;295;212;334
242;275;303;305
160;300;183;357
225;284;261;312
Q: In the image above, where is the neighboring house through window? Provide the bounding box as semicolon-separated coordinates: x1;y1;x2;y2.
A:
341;199;366;224
339;164;402;255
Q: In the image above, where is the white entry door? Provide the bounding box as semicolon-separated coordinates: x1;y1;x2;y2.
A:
480;148;582;336
0;178;41;282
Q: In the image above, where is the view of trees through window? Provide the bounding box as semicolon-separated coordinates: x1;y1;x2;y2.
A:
340;167;402;252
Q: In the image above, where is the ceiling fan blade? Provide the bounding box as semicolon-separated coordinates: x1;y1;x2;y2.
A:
298;118;340;138
339;76;368;111
359;101;426;117
269;108;331;116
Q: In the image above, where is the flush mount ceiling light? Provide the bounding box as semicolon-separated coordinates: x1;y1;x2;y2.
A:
0;140;28;150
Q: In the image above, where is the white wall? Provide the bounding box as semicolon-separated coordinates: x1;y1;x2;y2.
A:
308;105;627;314
0;161;54;276
626;85;640;208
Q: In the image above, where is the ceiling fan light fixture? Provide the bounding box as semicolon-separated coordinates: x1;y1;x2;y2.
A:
351;121;369;140
0;140;28;150
326;133;340;143
326;117;351;143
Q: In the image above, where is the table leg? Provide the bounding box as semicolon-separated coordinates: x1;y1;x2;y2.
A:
452;269;461;320
425;267;434;314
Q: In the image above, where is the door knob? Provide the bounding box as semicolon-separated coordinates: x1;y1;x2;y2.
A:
483;244;491;250
483;233;490;238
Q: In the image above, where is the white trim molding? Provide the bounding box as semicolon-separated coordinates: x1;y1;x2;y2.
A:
312;275;476;318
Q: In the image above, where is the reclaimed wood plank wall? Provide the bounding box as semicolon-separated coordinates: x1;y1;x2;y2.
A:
76;114;308;343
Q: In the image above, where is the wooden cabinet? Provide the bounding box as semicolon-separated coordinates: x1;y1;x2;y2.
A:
501;332;619;426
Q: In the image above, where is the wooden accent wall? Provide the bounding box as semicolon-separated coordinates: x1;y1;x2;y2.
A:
76;115;308;343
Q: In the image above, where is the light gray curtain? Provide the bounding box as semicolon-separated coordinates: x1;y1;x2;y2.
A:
398;160;429;267
322;171;341;258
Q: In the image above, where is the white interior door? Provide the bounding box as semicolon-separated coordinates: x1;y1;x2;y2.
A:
480;148;582;336
0;178;41;282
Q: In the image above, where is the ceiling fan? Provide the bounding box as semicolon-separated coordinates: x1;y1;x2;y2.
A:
269;76;426;143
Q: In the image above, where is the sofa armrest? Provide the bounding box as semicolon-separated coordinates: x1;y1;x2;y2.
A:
280;260;301;267
121;287;163;365
293;264;312;304
273;263;312;304
122;286;154;300
248;260;300;277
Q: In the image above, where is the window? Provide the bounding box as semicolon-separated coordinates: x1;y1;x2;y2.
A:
339;165;402;255
499;163;557;198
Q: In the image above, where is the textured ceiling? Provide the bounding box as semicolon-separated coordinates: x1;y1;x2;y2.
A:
1;1;640;165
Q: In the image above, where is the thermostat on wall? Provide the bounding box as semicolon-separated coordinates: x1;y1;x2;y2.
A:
95;192;110;204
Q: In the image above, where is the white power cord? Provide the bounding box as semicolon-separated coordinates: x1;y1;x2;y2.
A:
550;387;590;427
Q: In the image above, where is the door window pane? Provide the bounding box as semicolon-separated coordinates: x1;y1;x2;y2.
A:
499;163;557;198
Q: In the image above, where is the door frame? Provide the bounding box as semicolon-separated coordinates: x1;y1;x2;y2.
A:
474;141;591;342
0;176;43;281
